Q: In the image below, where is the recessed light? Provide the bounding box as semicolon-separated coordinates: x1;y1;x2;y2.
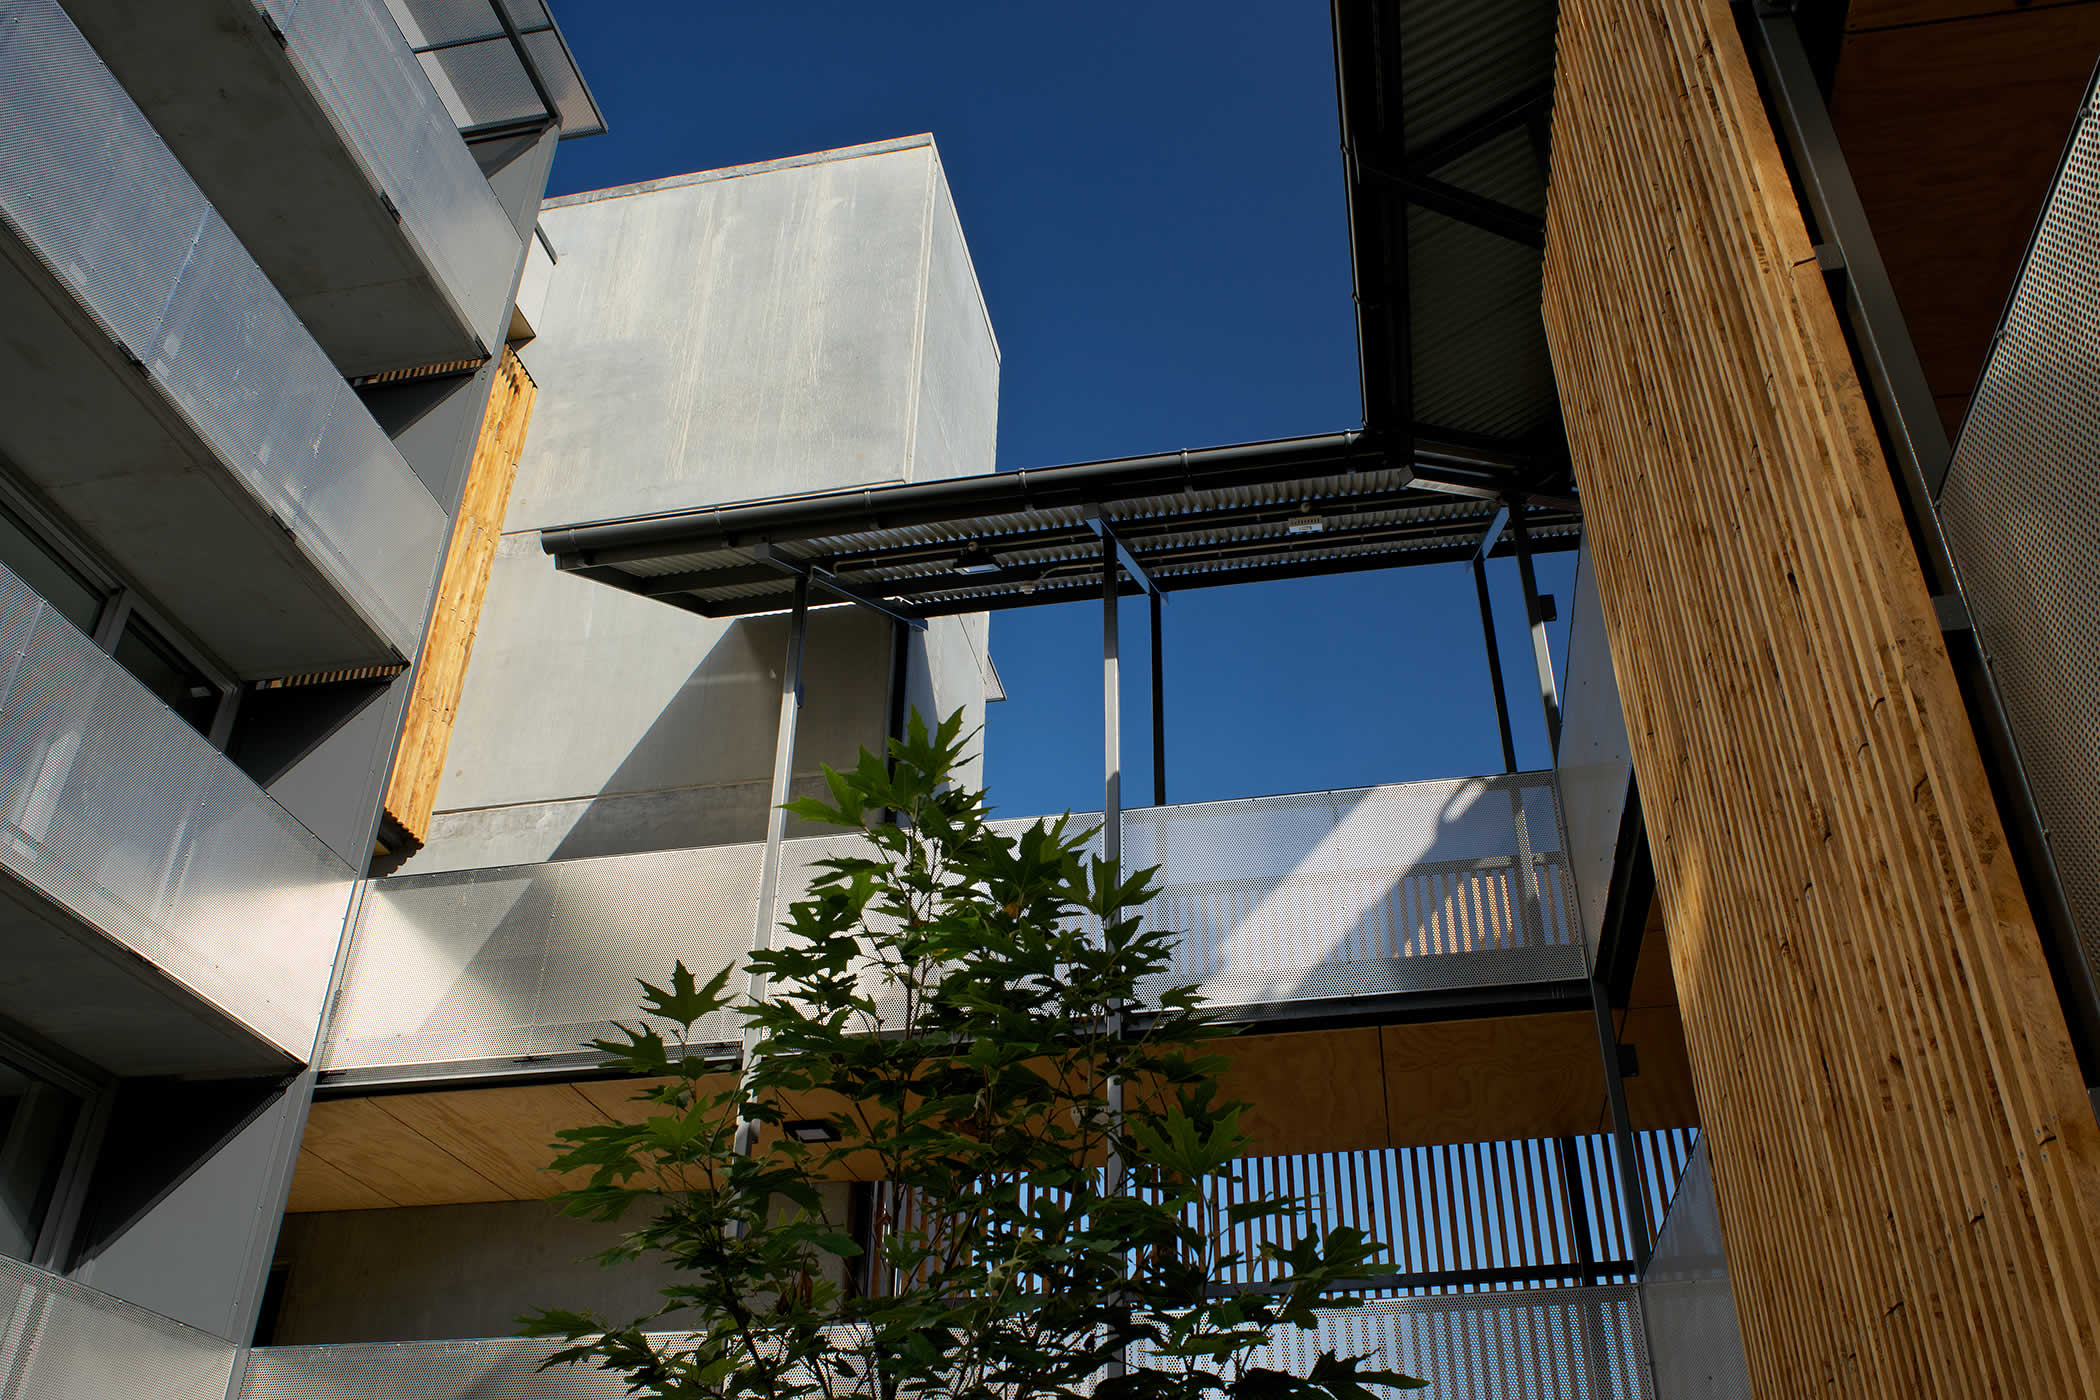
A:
784;1118;841;1144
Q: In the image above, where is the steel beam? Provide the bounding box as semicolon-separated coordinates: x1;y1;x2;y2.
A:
1508;508;1562;753
1088;514;1157;595
734;572;809;1158
1365;165;1547;248
1473;560;1519;775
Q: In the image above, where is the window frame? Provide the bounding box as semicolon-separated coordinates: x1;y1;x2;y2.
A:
0;1017;111;1271
0;473;241;748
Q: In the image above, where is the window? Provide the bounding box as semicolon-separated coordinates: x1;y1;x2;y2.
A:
0;481;236;746
0;1050;84;1264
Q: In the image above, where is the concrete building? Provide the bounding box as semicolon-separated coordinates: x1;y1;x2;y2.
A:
6;0;2100;1398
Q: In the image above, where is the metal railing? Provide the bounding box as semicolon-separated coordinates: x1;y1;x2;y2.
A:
0;0;447;657
242;1286;1652;1399
0;564;357;1060
327;772;1586;1076
0;1255;237;1400
269;0;525;342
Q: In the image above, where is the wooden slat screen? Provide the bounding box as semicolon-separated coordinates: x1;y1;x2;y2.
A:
380;349;536;854
1540;0;2100;1394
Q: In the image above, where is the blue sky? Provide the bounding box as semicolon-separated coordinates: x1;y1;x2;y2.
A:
543;2;1575;818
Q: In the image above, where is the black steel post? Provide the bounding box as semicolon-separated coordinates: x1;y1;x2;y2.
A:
1508;508;1562;755
1591;980;1653;1272
1473;558;1519;774
1150;591;1166;807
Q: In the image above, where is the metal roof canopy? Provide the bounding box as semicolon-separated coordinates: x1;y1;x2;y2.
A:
539;430;1579;623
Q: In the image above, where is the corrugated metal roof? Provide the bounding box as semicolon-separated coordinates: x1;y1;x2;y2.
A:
544;435;1578;621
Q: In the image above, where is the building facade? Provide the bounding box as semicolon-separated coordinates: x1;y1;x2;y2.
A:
2;0;2099;1397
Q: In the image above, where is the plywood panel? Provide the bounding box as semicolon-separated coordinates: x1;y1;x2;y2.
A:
284;1149;393;1213
1845;0;2099;31
299;1097;506;1207
1380;1014;1605;1147
1832;4;2100;435
1543;0;2100;1393
365;1085;609;1199
1217;1028;1388;1155
380;348;537;853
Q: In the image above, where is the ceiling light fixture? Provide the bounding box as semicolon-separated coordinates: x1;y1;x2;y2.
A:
783;1118;842;1144
953;546;1001;575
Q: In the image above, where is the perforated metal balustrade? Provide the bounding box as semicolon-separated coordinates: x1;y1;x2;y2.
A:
327;771;1586;1076
0;563;355;1059
0;0;447;656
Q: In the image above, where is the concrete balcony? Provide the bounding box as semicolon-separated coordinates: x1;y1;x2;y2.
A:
59;0;526;376
0;0;448;675
0;560;358;1076
322;771;1588;1081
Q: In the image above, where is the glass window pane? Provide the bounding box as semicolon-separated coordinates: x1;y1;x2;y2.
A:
0;503;104;636
0;1058;80;1263
113;619;222;736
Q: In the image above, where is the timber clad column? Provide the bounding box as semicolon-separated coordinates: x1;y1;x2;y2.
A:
379;349;537;858
1541;0;2100;1395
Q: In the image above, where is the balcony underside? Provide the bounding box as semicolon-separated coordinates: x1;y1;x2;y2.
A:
61;0;519;376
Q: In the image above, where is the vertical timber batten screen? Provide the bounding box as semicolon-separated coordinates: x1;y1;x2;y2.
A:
1540;0;2100;1395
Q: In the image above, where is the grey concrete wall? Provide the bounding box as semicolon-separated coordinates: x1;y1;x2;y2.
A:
909;613;993;792
402;540;903;874
414;137;1000;872
1555;536;1634;967
512;136;958;532
270;1190;851;1344
911;164;1000;486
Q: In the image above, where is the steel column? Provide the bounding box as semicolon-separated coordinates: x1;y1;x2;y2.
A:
735;572;809;1158
1472;559;1519;775
1103;533;1122;867
1590;980;1652;1272
1508;508;1562;754
1149;591;1166;807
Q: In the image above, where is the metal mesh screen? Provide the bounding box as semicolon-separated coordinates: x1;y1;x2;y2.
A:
1122;773;1585;1011
1936;80;2100;990
0;1255;237;1400
1641;1141;1752;1399
1246;1287;1650;1399
333;776;1583;1072
329;844;760;1069
279;0;522;343
243;1289;1649;1399
0;564;355;1057
0;0;445;657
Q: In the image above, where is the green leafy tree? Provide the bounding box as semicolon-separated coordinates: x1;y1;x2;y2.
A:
523;710;1422;1400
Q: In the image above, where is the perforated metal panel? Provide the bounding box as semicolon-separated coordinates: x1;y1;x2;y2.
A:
333;776;1583;1072
330;843;761;1069
1246;1287;1651;1399
244;1290;1649;1399
279;0;522;341
1937;79;2100;991
1641;1142;1752;1400
1122;773;1585;1011
0;0;446;658
0;564;355;1057
0;1255;237;1400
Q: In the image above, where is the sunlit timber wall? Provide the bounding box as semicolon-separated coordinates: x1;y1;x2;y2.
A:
1540;0;2100;1395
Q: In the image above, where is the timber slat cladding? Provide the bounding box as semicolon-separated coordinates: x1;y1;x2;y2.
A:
381;349;536;852
1541;0;2100;1394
